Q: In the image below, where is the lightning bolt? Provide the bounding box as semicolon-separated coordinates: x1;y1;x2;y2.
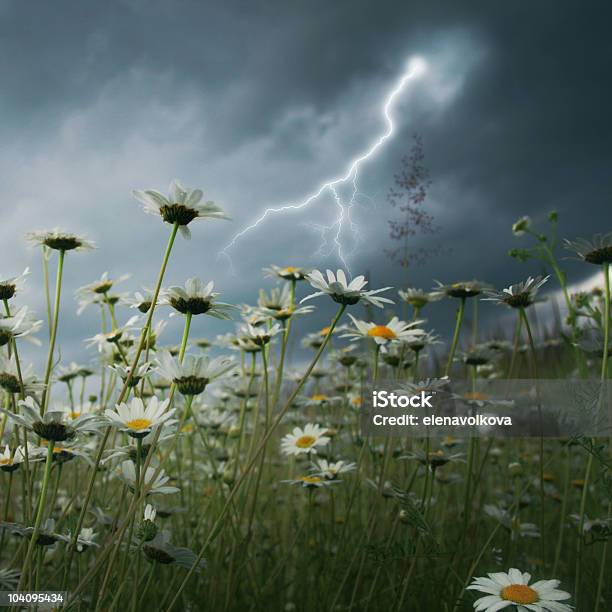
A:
220;56;427;271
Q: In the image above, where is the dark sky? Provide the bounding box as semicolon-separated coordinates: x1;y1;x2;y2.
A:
1;0;611;365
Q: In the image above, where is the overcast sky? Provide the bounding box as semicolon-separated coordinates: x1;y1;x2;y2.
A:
1;0;611;367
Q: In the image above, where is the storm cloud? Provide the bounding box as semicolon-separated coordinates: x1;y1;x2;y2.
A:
1;0;611;366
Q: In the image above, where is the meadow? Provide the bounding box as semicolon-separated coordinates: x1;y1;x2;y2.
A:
0;182;609;611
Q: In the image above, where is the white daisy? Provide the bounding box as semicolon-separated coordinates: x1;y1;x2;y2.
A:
263;265;310;281
483;276;549;310
155;350;235;395
161;278;236;319
25;229;95;252
0;306;43;347
467;568;572;611
302;269;393;308
105;396;174;439
282;475;336;488
0;353;46;395
311;459;356;480
281;424;330;456
238;323;282;347
342;314;424;349
0;267;29;301
133;179;230;239
5;397;101;442
116;460;179;496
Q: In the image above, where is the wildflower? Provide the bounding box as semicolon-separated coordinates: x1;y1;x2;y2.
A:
311;459;356;480
404;330;440;353
302;269;393;308
0;267;29;301
133;179;229;239
25;229;95;252
0;518;69;547
108;362;153;388
137;504;158;542
342;314;424;350
5;397;100;442
484;505;540;539
142;532;206;572
565;233;612;265
105;397;174;439
467;568;571;610
298;394;341;408
155;350;235;396
117;461;179;496
401;449;464;470
264;265;310;281
434;280;490;299
0;306;43;347
239;323;282;347
281;424;330;456
283;475;336;488
483;276;549;309
257;285;314;321
0;568;20;590
0;446;32;472
162;278;235;319
126;288;156;314
0;354;45;395
512;216;531;236
398;288;442;310
70;527;98;552
85;315;139;352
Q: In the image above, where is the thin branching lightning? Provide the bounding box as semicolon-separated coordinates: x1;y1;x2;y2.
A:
219;57;427;272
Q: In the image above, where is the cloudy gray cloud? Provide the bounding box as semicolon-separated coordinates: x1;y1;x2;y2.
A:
1;0;611;369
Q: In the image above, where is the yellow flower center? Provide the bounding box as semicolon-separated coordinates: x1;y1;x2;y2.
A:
301;476;322;484
500;584;539;605
367;325;396;340
0;458;11;465
351;397;362;406
70;411;81;419
126;418;152;431
319;326;331;336
283;266;298;273
311;394;328;402
296;435;316;449
463;391;490;401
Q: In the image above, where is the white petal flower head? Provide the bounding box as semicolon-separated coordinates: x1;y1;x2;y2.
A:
0;306;43;347
281;423;330;456
0;267;29;301
162;278;236;319
105;396;174;439
133;179;230;239
0;353;45;396
155;350;235;395
467;567;572;611
483;276;550;309
144;504;157;522
311;459;357;480
117;461;179;496
302;269;393;308
239;323;282;347
25;229;95;252
343;314;425;348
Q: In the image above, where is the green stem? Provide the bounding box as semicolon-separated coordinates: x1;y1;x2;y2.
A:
41;249;65;414
17;442;54;590
445;297;466;377
601;262;610;379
